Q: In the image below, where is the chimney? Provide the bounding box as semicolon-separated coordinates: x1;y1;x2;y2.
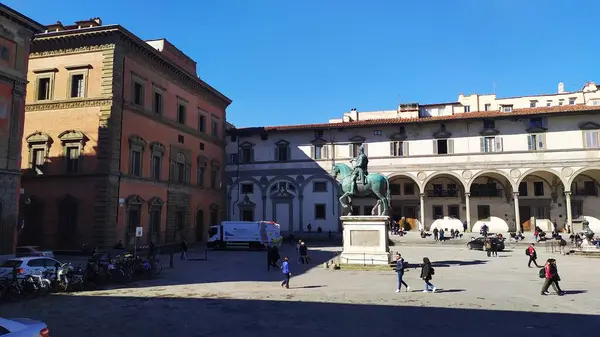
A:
558;82;565;94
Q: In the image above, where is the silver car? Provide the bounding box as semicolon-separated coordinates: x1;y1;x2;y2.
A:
15;246;54;258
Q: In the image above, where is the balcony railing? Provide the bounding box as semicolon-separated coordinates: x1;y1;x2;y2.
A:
471;189;503;198
573;189;598;197
426;189;458;198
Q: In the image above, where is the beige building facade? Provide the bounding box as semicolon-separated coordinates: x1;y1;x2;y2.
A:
226;82;600;236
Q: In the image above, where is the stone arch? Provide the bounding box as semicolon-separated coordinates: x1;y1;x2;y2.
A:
567;167;600;188
387;173;422;193
422;171;467;194
466;170;516;192
58;130;88;143
516;168;566;188
228;176;266;199
267;175;299;194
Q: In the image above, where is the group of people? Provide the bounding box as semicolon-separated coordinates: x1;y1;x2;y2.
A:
394;253;436;293
428;227;462;241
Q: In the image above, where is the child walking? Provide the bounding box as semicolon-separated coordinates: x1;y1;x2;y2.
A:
281;256;291;289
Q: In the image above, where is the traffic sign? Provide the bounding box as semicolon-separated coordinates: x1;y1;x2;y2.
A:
135;227;143;237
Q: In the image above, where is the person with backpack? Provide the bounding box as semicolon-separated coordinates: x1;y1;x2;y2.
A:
394;253;411;293
420;257;436;293
526;243;540;267
559;237;568;255
541;258;564;296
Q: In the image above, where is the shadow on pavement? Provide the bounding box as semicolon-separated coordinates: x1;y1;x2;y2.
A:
433;260;488;267
2;294;599;337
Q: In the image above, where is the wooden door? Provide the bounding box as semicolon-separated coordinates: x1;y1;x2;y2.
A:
519;206;531;231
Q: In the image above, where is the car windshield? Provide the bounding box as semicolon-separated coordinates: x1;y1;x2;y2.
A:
0;260;23;268
208;227;218;237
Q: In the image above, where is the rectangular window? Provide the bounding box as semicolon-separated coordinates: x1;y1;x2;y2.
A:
315;204;326;220
150;210;160;234
151;155;161;180
211;118;219;137
530;101;537;108
313;144;328;159
350;143;362;157
133;81;144;105
447;183;457;197
240;148;252;163
436;139;448;154
484;104;491;111
403;183;415;195
176;210;185;230
518;182;528;196
583;130;599;149
32;148;45;168
583;181;598;196
153;92;163;115
432;183;443;197
229;153;238;165
502;105;513;112
130;150;142;177
178;135;184;144
241;183;253;194
533;182;544;196
197;167;205;187
70;74;84;98
390;184;401;195
483;119;495;129
546;101;552;107
527;134;545;151
177;104;186;124
313;182;327;192
177;162;185;183
314;130;324;138
198;114;206;132
569;98;576;105
211;170;217;188
37;77;51;101
477;205;491;220
277;145;289;161
448;205;460;219
373;130;382;136
558;99;564;106
463;105;470;113
66;147;80;173
529;117;545;129
390;141;405;157
480;136;502;153
432;205;443;220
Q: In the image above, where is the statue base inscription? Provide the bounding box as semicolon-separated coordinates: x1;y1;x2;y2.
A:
340;215;390;265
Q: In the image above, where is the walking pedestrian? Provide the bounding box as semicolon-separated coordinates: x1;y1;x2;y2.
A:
526;243;540;267
394;253;411;292
490;239;498;257
281;257;291;289
541;259;564;296
296;240;302;264
180;239;188;260
433;228;439;241
420;257;436;293
485;239;492;257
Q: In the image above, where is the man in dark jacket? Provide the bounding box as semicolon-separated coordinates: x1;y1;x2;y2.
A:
394;253;411;292
420;257;436;293
541;259;564;296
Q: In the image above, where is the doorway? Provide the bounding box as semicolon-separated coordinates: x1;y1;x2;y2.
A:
242;209;254;221
403;206;418;231
195;209;204;242
519;206;531;231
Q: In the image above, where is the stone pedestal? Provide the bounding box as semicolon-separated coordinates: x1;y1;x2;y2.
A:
339;215;390;265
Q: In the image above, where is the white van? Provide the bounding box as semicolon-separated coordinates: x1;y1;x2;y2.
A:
207;221;282;249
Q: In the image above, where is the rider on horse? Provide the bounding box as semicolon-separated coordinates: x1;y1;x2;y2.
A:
349;145;369;195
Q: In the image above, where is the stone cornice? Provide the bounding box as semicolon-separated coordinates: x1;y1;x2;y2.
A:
25;98;113;112
32;26;231;108
29;43;117;58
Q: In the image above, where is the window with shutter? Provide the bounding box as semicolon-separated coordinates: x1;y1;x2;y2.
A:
583;130;600;148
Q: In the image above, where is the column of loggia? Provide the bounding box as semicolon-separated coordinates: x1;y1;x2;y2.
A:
419;193;425;231
565;191;573;233
464;192;471;232
513;192;521;233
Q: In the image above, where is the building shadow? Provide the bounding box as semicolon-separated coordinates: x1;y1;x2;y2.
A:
2;293;599;336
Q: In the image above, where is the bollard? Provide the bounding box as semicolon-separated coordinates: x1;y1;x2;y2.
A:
169;251;174;268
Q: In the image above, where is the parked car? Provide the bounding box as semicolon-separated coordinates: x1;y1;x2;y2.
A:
0;257;62;280
15;246;54;258
0;317;50;336
467;237;505;251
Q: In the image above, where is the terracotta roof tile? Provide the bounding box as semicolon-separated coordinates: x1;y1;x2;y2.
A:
232;104;600;133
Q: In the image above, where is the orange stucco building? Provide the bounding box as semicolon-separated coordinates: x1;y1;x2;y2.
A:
0;4;44;255
19;18;231;249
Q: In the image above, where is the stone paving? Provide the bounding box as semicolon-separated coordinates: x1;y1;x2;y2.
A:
2;243;600;337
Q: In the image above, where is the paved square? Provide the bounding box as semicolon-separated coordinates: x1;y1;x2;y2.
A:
2;244;600;337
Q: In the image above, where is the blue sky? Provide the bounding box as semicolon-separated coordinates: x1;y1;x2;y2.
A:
6;0;600;127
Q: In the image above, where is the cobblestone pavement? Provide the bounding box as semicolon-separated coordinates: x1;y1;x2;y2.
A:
2;244;599;337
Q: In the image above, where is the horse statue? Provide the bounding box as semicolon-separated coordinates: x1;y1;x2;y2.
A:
331;163;391;216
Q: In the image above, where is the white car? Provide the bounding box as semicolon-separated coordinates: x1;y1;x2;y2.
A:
15;246;54;258
0;257;62;279
0;317;50;336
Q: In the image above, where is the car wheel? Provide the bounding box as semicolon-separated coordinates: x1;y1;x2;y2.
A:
467;243;473;250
